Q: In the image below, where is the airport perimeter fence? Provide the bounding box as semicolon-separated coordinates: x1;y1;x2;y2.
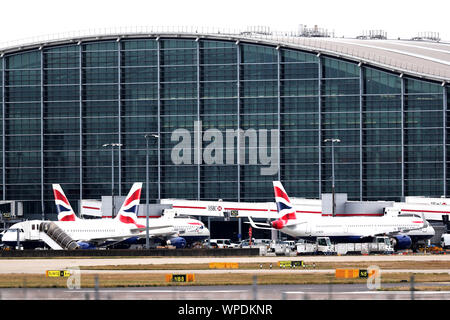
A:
0;248;260;258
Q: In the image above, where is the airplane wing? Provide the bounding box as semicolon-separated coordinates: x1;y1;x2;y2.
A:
245;216;274;230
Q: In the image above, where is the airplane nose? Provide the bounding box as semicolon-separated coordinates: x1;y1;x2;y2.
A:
271;219;284;230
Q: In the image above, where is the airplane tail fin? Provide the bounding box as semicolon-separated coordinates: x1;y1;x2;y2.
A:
52;184;78;221
114;182;144;228
271;181;296;229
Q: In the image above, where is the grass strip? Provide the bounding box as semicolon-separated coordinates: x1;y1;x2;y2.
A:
0;272;449;288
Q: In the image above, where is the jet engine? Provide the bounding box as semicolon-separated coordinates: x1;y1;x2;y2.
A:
76;241;96;249
167;237;187;249
389;235;412;250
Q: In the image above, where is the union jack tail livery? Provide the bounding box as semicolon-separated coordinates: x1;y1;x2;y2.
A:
115;182;145;228
271;181;296;230
52;184;79;222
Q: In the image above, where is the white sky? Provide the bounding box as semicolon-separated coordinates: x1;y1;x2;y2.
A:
0;0;449;46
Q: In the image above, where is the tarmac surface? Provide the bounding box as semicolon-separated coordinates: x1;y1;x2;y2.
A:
1;254;450;274
1;283;450;300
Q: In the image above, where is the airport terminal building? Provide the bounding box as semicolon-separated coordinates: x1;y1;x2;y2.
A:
0;27;449;219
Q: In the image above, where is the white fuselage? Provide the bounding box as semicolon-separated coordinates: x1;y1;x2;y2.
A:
280;215;434;241
135;217;210;239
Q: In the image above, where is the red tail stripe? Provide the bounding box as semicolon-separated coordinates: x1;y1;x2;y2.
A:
274;186;290;203
124;188;142;206
53;189;69;205
60;214;76;221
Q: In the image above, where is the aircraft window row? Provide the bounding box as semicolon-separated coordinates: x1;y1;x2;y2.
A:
66;229;115;233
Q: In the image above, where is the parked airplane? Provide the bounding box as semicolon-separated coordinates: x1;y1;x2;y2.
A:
131;212;210;248
248;181;435;250
53;183;209;248
2;183;173;249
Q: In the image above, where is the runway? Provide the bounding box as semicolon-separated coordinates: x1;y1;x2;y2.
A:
1;283;450;300
1;254;449;274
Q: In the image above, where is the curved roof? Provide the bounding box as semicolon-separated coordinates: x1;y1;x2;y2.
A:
0;28;449;83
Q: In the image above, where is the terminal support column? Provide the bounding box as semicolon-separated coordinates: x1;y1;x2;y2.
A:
157;38;161;200
400;76;405;198
79;43;83;203
317;54;322;197
359;64;363;201
444;86;447;196
40;49;44;220
1;57;4;201
117;40;122;196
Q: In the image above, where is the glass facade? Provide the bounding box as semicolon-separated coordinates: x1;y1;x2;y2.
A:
0;36;448;217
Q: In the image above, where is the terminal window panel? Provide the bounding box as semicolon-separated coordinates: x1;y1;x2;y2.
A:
363;67;401;95
82;133;117;150
43;45;79;68
81;183;115;200
161;99;197;115
240;44;277;64
201;98;237;115
82;116;119;133
83;67;118;83
200;46;237;65
200;165;238;182
281;96;318;113
6;135;40;151
404;94;443;111
121;66;157;83
200;81;237;99
121;50;157;67
241;63;277;80
121;149;157;166
280;61;318;80
6;151;40;167
43;134;80;150
280;130;319;147
363;180;402;199
363;111;401;129
121;116;158;133
43;168;80;184
160;48;197;66
239;165;277;181
82;101;118;117
6;51;41;69
201;65;237;81
121;99;158;116
240;97;277;114
239;181;274;201
44;151;80;167
281;180;319;198
161;182;198;199
321;112;360;130
6;184;41;200
363;94;401;112
363;163;402;179
321;57;359;78
281;164;318;180
201;114;237;130
200;182;238;201
280;79;318;96
162;165;198;182
321;95;360;113
161;65;197;82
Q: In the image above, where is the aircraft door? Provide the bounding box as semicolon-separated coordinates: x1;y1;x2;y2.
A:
25;221;40;240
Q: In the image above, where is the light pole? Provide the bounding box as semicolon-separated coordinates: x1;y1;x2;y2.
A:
102;143;122;218
144;133;159;249
324;138;341;217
